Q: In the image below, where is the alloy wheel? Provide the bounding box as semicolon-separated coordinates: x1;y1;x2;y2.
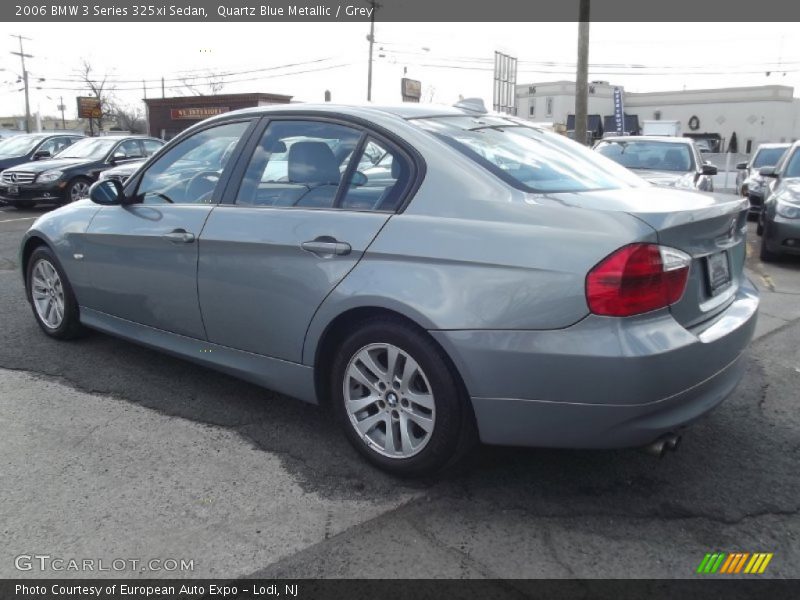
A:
343;343;436;459
31;259;65;329
70;181;90;202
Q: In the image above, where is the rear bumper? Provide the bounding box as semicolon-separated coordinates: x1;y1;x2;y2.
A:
431;278;759;448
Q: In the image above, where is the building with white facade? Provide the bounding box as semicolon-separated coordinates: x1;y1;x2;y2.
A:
515;81;800;152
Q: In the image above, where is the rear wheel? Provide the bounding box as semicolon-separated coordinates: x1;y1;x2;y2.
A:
26;246;84;339
330;318;475;476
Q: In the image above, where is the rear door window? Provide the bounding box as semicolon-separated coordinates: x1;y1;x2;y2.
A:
234;120;362;209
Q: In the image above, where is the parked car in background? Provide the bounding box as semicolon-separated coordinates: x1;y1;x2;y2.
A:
97;159;147;185
0;133;84;174
0;135;163;209
736;143;790;216
594;136;717;191
20;104;756;476
757;141;800;261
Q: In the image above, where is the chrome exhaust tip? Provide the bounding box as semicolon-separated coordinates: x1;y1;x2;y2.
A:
642;433;681;458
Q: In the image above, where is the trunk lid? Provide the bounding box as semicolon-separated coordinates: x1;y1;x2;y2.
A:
547;186;750;328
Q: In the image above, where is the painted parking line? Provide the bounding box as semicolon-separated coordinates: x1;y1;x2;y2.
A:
0;216;37;223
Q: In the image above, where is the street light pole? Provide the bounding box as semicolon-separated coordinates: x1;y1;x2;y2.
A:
365;0;379;101
10;34;33;134
59;96;66;129
574;0;590;145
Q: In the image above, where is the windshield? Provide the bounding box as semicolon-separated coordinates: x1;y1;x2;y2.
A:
56;138;117;159
595;140;696;173
753;147;788;168
0;135;43;158
784;150;800;179
415;116;643;193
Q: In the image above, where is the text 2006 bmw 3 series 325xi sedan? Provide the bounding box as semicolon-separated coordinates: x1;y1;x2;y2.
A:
19;103;758;476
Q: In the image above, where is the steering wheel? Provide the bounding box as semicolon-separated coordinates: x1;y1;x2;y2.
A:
186;170;221;202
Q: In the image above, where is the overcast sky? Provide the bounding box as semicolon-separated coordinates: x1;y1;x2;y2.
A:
1;22;798;119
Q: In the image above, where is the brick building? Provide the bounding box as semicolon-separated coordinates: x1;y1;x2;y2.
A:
144;92;292;140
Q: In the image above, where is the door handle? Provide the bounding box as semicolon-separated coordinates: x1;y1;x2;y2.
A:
301;237;352;257
162;229;195;244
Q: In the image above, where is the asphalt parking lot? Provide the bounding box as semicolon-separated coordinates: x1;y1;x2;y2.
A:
1;203;798;580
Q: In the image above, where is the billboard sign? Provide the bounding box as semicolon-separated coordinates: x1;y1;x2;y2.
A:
76;96;102;119
401;78;422;103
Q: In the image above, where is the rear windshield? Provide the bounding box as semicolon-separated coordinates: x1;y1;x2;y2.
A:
414;116;643;193
595;140;696;172
753;147;788;168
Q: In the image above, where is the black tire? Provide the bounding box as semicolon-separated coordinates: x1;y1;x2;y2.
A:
759;230;780;262
65;176;92;204
25;245;84;339
330;317;476;477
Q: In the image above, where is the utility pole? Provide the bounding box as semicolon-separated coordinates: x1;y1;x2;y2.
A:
574;0;590;145
161;76;165;98
58;96;66;129
142;79;147;99
10;34;33;134
365;0;380;101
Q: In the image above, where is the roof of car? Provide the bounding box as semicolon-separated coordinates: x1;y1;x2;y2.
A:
600;136;694;144
209;103;493;123
87;135;161;140
757;143;792;149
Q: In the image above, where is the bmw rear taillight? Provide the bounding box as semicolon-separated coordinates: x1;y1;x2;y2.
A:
586;243;691;317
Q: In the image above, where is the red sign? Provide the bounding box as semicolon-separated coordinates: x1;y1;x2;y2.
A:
170;107;230;120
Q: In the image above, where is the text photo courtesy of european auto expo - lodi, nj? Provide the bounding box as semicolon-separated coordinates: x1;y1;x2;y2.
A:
1;1;800;600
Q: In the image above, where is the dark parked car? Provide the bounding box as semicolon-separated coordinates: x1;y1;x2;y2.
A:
0;135;164;209
0;133;84;173
594;136;717;192
757;141;800;261
20;104;757;476
735;143;790;216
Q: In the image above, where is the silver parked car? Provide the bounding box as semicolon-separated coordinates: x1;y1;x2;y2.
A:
735;143;790;216
594;136;717;192
20;104;758;476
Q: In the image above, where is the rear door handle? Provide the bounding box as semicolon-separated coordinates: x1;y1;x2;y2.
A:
301;237;351;257
162;229;195;244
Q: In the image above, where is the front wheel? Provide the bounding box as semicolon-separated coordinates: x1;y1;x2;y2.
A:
65;177;92;203
26;246;84;339
331;318;475;477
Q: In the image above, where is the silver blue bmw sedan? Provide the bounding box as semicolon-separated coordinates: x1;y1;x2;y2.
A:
19;103;758;476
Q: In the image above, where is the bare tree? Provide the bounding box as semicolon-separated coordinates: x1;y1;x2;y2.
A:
179;70;225;96
106;100;146;134
75;58;116;133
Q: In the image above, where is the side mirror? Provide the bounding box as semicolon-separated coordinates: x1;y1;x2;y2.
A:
110;152;126;163
350;171;368;187
701;164;718;176
736;161;748;170
33;150;51;160
759;166;778;178
89;179;124;205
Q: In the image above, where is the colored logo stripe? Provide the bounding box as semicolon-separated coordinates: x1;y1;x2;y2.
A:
697;552;773;574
